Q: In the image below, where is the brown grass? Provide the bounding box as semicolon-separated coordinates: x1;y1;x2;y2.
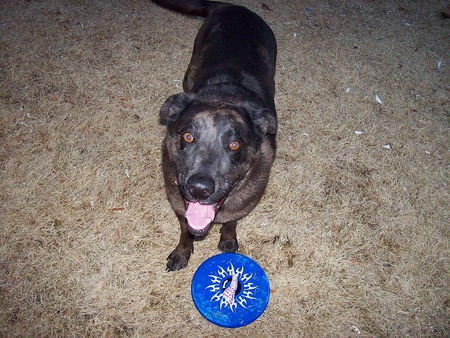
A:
1;0;448;336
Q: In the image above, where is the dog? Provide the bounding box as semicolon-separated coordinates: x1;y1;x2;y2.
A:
153;0;278;271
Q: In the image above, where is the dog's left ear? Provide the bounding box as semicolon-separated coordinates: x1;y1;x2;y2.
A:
242;100;277;135
249;108;278;135
159;93;192;125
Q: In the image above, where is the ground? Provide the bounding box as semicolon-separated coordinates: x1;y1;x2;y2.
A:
0;0;448;336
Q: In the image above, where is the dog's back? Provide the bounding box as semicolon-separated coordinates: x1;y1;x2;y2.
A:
153;0;277;112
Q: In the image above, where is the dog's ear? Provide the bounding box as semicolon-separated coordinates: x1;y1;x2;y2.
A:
159;93;192;125
249;107;278;135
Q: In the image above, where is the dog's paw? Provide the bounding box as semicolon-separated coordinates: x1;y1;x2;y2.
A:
166;249;190;271
218;238;239;253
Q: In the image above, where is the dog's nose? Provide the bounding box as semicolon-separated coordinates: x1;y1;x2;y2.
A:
187;174;215;200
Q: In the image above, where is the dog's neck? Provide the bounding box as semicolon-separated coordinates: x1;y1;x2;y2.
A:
193;73;268;109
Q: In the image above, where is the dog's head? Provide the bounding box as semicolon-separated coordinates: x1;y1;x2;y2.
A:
160;92;277;235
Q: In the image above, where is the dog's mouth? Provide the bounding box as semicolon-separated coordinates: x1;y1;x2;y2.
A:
185;200;223;235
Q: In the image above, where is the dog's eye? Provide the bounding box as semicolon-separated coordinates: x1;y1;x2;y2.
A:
182;132;194;143
228;141;241;151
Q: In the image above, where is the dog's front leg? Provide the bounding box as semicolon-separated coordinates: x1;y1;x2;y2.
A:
218;221;239;252
166;215;194;271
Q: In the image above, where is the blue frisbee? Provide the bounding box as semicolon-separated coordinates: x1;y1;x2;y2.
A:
191;252;270;328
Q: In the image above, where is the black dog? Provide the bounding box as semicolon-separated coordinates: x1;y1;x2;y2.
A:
153;0;277;271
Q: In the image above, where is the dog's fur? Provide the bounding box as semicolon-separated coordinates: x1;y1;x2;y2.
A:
153;0;278;271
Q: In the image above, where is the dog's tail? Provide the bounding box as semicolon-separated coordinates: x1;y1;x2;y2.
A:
151;0;225;17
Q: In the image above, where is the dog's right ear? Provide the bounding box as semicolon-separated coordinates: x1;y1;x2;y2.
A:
159;93;192;125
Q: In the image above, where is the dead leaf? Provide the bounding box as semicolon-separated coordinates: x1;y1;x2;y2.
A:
261;3;271;11
113;227;121;243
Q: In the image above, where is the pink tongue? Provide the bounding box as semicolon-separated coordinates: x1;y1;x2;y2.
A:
185;202;216;231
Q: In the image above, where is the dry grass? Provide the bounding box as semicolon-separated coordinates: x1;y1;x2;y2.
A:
1;0;448;336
